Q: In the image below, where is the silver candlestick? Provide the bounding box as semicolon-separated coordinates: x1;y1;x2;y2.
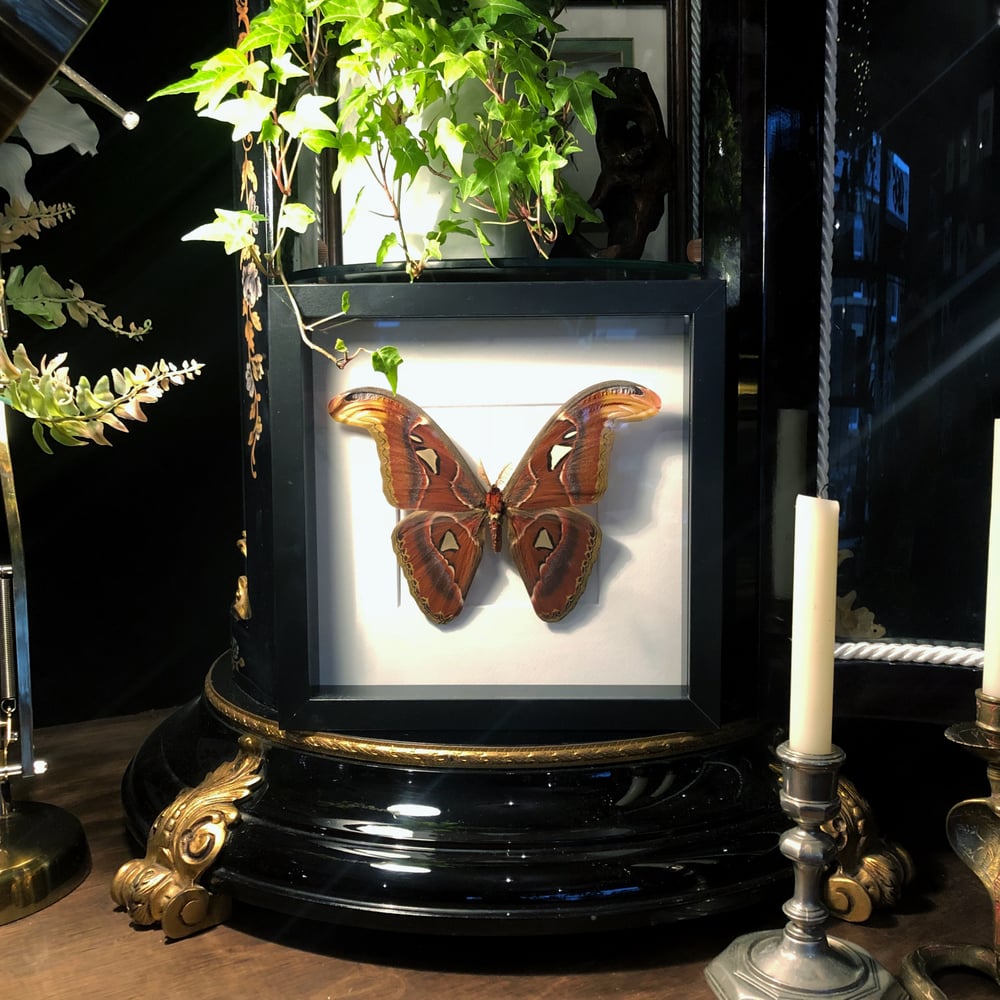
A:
705;741;905;999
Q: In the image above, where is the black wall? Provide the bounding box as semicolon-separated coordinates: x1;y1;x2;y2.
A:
6;2;243;725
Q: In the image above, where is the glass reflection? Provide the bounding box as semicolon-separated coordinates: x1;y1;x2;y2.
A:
828;1;1000;643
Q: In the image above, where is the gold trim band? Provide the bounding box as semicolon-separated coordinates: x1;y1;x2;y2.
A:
204;672;760;769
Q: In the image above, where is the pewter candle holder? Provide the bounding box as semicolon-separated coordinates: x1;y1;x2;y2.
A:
899;689;1000;997
705;741;905;999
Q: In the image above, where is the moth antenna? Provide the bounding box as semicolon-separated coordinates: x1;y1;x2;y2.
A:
495;461;514;490
473;459;488;482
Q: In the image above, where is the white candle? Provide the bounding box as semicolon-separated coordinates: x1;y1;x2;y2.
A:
789;494;840;755
983;420;1000;697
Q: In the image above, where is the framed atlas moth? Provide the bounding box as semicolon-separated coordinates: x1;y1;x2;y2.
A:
253;273;734;735
328;381;662;625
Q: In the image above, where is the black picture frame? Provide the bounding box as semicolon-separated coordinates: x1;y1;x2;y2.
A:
247;271;728;738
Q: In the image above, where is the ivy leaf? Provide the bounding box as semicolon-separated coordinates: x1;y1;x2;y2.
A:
522;143;567;206
199;90;276;140
548;71;615;135
239;6;308;59
382;123;428;183
375;232;398;266
299;129;339;154
378;1;407;22
151;51;268;111
472;219;496;253
431;49;487;89
278;202;316;234
469;0;555;30
182;208;264;253
371;346;402;394
474;152;520;223
319;0;383;44
269;51;309;85
278;94;337;137
434;117;468;176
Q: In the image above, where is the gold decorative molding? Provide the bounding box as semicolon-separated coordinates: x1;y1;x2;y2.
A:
771;761;913;922
111;735;265;940
824;773;914;922
233;532;251;621
836;550;886;641
204;670;760;769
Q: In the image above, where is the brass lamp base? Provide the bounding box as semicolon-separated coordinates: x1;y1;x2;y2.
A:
0;800;90;924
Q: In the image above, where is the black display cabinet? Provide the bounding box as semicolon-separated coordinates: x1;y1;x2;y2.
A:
112;0;849;937
118;264;793;934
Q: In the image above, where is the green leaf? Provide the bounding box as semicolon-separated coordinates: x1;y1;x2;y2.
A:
432;49;488;89
30;420;53;455
341;290;351;314
278;94;337;137
473;218;496;252
331;133;372;191
319;0;383;44
181;209;264;254
5;265;67;328
382;123;428;183
371;346;403;393
434;117;467;176
380;1;408;21
299;129;339;154
334;338;348;352
150;51;268;111
424;236;442;260
199;90;276;140
49;425;89;448
269;51;309;85
278;202;316;234
469;0;554;30
375;232;398;266
474;151;520;222
522;143;567;206
548;71;615;135
238;5;307;58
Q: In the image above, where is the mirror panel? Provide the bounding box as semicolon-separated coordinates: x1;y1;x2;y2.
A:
828;2;1000;646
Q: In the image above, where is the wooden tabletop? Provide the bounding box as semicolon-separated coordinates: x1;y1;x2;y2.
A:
2;708;997;999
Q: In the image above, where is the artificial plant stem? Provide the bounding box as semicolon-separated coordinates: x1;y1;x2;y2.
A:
0;265;33;777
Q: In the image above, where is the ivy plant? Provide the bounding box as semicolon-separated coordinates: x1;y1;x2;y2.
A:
154;0;611;290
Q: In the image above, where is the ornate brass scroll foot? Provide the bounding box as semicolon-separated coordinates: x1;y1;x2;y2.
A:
774;758;914;922
111;735;265;940
824;773;914;923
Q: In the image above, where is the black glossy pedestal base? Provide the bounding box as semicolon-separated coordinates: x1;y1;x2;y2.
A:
121;663;789;935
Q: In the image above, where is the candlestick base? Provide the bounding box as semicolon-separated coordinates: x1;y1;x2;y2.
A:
705;743;905;1000
899;689;1000;996
705;928;905;999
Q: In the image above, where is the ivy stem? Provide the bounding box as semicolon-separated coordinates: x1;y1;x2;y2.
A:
277;270;354;366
